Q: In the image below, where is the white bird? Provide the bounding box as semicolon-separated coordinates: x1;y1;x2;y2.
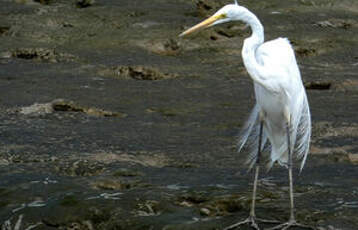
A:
180;1;312;230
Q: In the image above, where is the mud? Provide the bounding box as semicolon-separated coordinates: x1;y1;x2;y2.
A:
0;0;358;229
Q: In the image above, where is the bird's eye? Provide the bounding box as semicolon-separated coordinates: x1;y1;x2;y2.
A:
219;13;227;19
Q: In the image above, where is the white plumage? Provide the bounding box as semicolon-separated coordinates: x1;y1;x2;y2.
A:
239;37;311;171
180;2;313;229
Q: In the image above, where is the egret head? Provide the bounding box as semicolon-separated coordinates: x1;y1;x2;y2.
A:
179;2;248;37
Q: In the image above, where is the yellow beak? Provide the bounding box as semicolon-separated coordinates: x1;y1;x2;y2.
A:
179;14;226;37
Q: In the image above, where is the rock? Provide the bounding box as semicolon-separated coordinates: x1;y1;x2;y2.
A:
0;26;10;35
314;19;355;29
333;79;358;92
348;153;358;164
199;207;211;216
0;51;11;58
76;0;95;8
195;0;224;17
19;102;54;116
92;179;141;190
304;81;331;90
0;159;10;166
56;160;105;177
117;66;178;80
33;0;52;4
112;168;143;177
178;201;193;207
12;48;76;63
143;39;180;56
50;99;127;118
135;200;160;216
98;65;179;80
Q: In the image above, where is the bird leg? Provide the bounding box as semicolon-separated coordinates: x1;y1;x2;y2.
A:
224;121;278;230
265;120;314;230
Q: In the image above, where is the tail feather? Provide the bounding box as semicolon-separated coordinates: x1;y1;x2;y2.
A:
295;94;311;171
237;104;260;152
238;94;311;172
237;104;269;171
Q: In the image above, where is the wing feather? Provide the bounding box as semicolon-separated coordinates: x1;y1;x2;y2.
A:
295;93;311;171
237;104;269;170
239;37;311;171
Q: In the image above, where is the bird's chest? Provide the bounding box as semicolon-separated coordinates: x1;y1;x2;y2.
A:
254;83;287;120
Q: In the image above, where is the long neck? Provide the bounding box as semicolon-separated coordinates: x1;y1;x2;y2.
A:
240;9;265;85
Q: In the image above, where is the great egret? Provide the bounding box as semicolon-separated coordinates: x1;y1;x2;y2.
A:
180;1;312;230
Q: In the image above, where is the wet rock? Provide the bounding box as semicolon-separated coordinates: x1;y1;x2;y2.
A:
294;46;317;57
90;151;171;168
19;102;54;116
52;100;83;113
33;0;52;4
199;194;245;216
82;220;95;230
195;0;225;17
98;65;179;80
113;168;143;177
134;200;161;216
178;192;246;217
178;200;193;207
0;158;10;166
0;26;10;35
314;19;355;29
159;39;180;54
348;153;358;164
333;79;358;92
304;81;331;90
92;179;141;190
170;162;199;168
128;11;146;17
18;99;127;118
12;48;76;63
66;222;82;230
52;99;127;118
199;207;211;216
138;39;181;56
179;191;210;205
1;151;56;164
310;146;351;163
76;0;95;8
310;145;348;155
0;51;12;59
56;160;105;177
117;66;178;80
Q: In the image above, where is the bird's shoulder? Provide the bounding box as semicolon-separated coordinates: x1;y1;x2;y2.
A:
256;37;295;63
256;37;300;81
255;37;302;92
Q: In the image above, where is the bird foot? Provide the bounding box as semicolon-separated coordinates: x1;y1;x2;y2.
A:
223;216;280;230
264;219;315;230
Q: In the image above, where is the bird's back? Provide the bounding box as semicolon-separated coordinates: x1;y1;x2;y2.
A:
256;38;295;66
256;38;302;89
